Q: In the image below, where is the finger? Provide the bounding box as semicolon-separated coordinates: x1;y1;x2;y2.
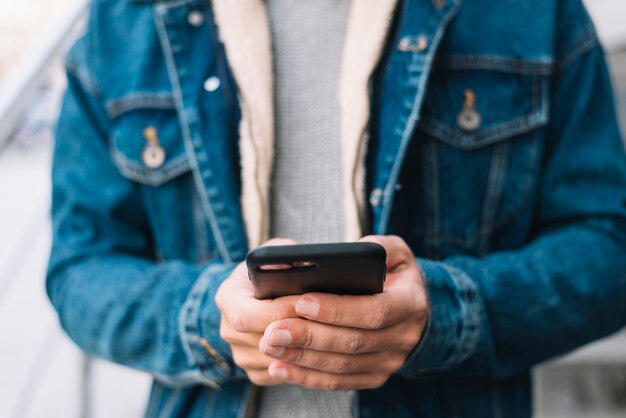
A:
358;235;414;271
260;342;407;374
231;345;273;371
262;318;419;354
219;317;263;347
295;285;417;330
222;294;301;333
267;361;389;391
246;369;284;387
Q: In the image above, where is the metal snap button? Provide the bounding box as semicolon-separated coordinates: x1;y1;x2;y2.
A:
457;89;482;131
457;109;482;131
398;35;429;52
369;188;383;207
203;76;221;92
187;10;205;27
142;126;166;169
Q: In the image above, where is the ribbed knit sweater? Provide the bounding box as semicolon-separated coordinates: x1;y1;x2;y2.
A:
259;0;353;417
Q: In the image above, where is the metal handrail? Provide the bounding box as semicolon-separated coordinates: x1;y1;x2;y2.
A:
0;0;89;147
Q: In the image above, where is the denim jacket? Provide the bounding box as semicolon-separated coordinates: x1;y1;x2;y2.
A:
47;0;626;417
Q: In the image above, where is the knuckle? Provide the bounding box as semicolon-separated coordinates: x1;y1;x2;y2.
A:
400;332;420;351
330;304;343;325
219;324;232;342
344;333;365;354
229;313;246;333
388;356;405;372
372;374;390;388
324;379;342;392
302;327;315;349
292;348;305;364
369;302;388;329
333;356;352;373
299;370;312;388
231;351;247;368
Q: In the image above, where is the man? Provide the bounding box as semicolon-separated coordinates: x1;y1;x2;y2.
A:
47;0;626;417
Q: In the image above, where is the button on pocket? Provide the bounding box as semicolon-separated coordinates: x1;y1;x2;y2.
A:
142;126;166;169
417;65;549;150
456;89;482;132
109;105;191;186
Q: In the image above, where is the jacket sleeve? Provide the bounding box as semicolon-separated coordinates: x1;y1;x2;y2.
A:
46;50;245;389
400;40;626;378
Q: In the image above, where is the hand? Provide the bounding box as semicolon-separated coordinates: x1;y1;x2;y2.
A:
258;235;428;391
215;238;300;386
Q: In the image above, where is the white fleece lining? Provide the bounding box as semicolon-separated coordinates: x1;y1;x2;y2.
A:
211;0;274;249
212;0;399;248
340;0;400;241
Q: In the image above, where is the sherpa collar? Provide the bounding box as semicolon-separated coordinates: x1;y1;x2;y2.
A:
211;0;400;248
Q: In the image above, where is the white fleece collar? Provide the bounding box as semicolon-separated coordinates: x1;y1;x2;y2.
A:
212;0;399;248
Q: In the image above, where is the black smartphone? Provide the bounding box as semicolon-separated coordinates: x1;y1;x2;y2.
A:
246;242;386;299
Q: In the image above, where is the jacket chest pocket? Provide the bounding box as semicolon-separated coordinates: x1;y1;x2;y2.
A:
401;62;549;258
108;101;216;262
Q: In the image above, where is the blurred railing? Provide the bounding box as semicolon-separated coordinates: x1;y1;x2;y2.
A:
0;0;89;147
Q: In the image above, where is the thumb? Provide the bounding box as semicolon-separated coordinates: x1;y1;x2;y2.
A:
359;235;414;271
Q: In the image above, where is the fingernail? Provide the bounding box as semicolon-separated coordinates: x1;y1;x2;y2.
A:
296;298;319;317
269;363;288;379
263;345;285;357
269;329;292;346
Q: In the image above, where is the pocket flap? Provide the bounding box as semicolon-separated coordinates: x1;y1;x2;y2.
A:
418;69;549;150
109;106;191;186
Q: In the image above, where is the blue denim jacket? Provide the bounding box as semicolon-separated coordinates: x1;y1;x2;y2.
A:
47;0;626;417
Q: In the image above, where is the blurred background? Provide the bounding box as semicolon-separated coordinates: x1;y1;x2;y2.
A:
0;0;624;417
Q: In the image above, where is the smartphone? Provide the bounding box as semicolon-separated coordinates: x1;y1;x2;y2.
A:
246;242;386;299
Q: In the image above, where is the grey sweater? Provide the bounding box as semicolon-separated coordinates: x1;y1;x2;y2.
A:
259;0;353;417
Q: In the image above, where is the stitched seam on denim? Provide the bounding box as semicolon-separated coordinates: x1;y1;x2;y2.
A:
236;383;256;418
378;0;462;235
488;78;545;228
556;31;599;74
430;140;442;259
106;94;176;118
145;382;164;418
158;388;180;418
435;55;553;76
479;141;510;256
490;130;541;229
202;387;218;418
153;370;215;387
420;74;548;149
442;264;481;366
66;61;102;97
158;0;195;9
111;147;191;185
177;263;220;373
421;109;545;150
155;2;232;263
192;187;210;262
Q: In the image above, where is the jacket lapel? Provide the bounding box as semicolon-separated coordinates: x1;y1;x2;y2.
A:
155;0;248;262
373;0;462;235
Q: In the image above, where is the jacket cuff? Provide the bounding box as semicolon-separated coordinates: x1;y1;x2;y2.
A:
399;259;482;377
179;261;243;386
